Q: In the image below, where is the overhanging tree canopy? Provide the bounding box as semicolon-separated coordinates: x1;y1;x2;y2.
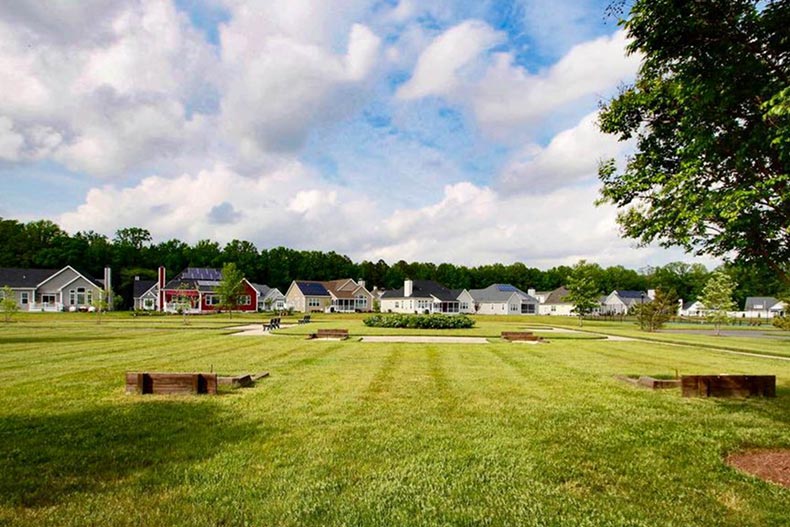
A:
598;0;790;282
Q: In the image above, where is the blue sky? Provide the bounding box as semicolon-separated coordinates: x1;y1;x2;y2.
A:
0;0;711;269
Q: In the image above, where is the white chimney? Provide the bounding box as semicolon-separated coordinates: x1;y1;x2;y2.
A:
527;288;536;297
647;289;656;300
404;279;413;298
103;266;113;310
358;279;366;289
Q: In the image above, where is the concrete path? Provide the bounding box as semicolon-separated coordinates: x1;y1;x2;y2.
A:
360;336;490;344
229;323;295;336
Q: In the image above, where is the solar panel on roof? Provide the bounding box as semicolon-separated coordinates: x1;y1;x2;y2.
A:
497;284;517;292
181;268;222;280
299;282;329;295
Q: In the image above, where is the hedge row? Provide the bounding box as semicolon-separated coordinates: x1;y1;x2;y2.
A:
363;313;475;329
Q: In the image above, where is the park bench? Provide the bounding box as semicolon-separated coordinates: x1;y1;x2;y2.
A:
311;328;349;340
501;331;543;342
263;317;281;331
681;375;776;397
298;315;311;324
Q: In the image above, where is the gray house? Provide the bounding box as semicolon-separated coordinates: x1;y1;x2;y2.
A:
469;284;540;315
251;283;285;311
0;266;112;311
133;278;159;311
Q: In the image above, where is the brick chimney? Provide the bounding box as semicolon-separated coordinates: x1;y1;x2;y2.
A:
158;266;166;312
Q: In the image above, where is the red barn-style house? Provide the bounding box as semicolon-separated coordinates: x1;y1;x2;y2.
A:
157;267;258;314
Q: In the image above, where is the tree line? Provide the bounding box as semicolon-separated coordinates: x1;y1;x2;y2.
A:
0;217;785;309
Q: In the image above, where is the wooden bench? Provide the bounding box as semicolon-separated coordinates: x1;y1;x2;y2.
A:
125;372;218;395
501;331;543;342
263;317;281;331
312;328;349;339
681;375;776;397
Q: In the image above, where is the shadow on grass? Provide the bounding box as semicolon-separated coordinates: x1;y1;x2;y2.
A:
0;335;124;345
0;400;252;508
711;387;790;427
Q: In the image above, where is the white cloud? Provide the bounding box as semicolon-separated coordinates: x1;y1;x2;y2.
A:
58;162;379;252
219;9;382;157
0;0;217;177
499;111;632;194
396;20;504;100
398;23;639;136
0;117;24;161
472;30;640;134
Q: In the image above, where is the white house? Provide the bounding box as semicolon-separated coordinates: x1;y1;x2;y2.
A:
469;284;540;315
537;286;576;316
380;279;474;314
740;297;785;319
0;266;112;312
679;299;707;317
601;290;653;315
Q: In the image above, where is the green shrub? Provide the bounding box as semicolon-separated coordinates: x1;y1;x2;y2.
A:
773;316;790;330
363;313;475;329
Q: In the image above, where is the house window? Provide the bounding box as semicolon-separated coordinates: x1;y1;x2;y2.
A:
395;301;400;308
76;287;86;305
240;295;251;305
461;303;468;310
69;290;75;305
205;295;220;306
511;304;517;311
356;296;367;308
87;290;93;305
143;298;154;310
551;305;557;312
41;294;56;306
20;292;29;305
308;298;320;307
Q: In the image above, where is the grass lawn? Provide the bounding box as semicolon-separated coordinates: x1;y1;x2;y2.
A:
0;315;789;526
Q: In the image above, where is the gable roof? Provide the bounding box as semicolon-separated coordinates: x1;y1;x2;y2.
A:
682;300;704;311
0;268;59;288
543;286;571;305
133;280;157;298
469;284;538;304
250;283;271;295
381;280;458;302
744;296;780;311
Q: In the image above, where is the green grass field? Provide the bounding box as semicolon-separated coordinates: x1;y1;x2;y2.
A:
0;313;788;526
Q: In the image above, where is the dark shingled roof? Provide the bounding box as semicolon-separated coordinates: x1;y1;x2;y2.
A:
381;280;458;302
133;280;157;298
0;268;60;288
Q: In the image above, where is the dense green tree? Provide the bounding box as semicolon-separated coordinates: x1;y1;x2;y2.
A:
216;263;246;318
633;288;678;332
700;271;738;335
599;0;790;283
1;285;19;323
565;260;602;327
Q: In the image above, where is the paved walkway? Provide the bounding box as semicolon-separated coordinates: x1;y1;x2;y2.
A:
360;336;490;344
